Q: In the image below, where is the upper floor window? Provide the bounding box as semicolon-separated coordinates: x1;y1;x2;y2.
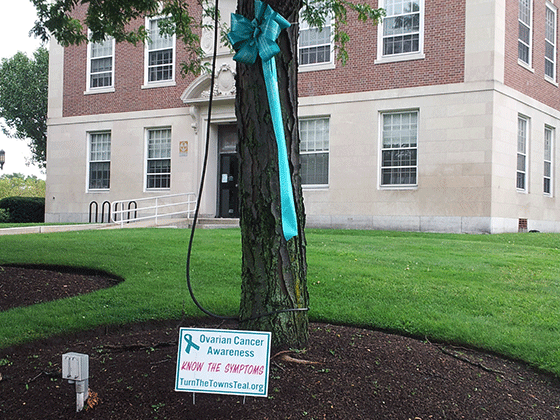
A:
298;13;334;71
517;115;529;191
145;17;175;86
545;3;557;81
380;110;418;187
377;0;424;63
518;0;532;67
299;118;329;186
544;126;554;196
146;128;171;189
88;132;111;190
87;36;114;92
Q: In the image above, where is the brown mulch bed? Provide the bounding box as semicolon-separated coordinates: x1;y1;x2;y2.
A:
1;266;560;419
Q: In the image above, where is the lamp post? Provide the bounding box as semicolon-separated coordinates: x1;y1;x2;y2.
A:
0;150;5;170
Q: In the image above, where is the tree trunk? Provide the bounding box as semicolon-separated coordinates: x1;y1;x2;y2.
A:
235;0;309;349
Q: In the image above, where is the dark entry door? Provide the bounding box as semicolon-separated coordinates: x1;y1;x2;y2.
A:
218;153;239;218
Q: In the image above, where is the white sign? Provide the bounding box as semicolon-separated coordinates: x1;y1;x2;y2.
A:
175;328;272;397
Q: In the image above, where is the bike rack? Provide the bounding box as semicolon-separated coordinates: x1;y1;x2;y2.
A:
89;200;113;223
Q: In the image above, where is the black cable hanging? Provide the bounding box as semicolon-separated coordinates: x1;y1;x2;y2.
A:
185;0;236;321
185;0;309;322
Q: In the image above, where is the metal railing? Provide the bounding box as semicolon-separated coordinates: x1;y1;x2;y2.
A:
110;193;197;227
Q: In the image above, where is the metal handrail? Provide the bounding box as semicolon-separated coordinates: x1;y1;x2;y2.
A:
110;193;197;227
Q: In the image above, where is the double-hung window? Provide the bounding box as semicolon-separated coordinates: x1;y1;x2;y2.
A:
298;13;334;70
378;0;423;61
145;17;175;85
299;118;329;186
88;132;111;190
380;111;418;187
517;116;529;191
544;126;554;195
545;3;557;81
146;128;171;189
87;36;114;91
518;0;532;66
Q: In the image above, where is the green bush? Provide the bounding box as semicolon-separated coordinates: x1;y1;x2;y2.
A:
0;196;45;223
0;208;10;223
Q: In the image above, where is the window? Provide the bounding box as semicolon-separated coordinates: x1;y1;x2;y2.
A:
544;126;554;195
298;13;334;69
378;0;423;60
518;0;532;66
299;118;329;186
380;111;418;186
545;4;557;81
145;17;175;85
146;128;171;189
89;132;111;190
87;36;114;91
517;116;529;191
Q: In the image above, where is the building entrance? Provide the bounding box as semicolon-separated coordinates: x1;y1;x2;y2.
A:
217;125;239;218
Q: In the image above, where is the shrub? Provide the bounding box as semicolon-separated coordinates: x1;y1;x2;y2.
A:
0;208;10;223
0;196;45;223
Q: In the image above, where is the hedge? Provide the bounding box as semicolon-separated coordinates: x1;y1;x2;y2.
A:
0;196;45;223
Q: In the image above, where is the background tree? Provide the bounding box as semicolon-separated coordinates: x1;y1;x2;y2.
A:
0;173;46;200
0;48;48;168
30;0;382;348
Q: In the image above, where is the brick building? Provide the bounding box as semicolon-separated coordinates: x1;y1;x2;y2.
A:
46;0;560;233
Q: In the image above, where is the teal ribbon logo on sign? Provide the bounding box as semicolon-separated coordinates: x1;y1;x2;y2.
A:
183;333;200;354
227;1;298;241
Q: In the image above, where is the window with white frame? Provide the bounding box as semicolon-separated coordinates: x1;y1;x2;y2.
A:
299;118;329;186
518;0;532;66
544;126;554;195
380;111;418;186
545;3;557;81
88;132;111;190
146;128;171;189
379;0;423;59
145;17;175;84
87;36;114;91
517;116;529;191
298;13;334;69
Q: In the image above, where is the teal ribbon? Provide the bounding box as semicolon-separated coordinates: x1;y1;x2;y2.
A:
227;1;298;241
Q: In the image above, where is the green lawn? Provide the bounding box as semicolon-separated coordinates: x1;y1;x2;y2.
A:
1;228;559;377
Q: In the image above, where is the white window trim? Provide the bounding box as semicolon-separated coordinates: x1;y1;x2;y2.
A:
299;116;330;189
544;125;554;197
86;131;111;192
545;2;557;84
85;34;115;94
518;0;533;70
144;127;172;191
375;0;425;64
142;17;177;89
298;13;336;72
378;109;419;190
517;115;530;193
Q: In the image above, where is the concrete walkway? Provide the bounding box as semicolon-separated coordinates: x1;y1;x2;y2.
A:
0;218;240;236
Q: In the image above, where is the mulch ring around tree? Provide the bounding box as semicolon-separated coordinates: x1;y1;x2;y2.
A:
1;266;560;419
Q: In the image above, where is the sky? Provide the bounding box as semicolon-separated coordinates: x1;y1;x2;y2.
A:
0;0;45;178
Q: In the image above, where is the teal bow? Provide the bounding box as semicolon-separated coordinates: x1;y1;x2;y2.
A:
227;1;298;241
227;1;290;65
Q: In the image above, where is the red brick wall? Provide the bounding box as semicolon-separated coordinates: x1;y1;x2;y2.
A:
63;5;199;117
504;0;560;111
63;1;466;116
298;0;466;97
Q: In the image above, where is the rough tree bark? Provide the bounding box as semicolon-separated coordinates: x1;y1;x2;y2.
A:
235;0;309;349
